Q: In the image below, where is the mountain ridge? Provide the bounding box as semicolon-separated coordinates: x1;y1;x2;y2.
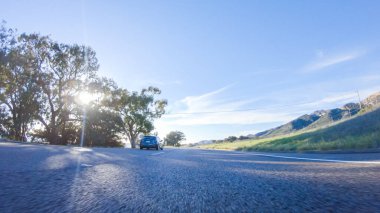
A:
250;91;380;139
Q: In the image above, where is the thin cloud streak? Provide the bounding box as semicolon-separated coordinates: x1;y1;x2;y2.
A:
158;110;295;126
180;84;234;112
167;84;262;116
299;86;380;109
160;85;297;126
299;92;358;108
303;50;365;73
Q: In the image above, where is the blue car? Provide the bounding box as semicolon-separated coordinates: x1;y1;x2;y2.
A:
139;136;164;150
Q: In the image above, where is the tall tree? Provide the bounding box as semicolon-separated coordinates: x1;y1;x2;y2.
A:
34;39;99;144
0;25;42;141
118;87;167;148
80;77;124;147
164;131;186;147
0;22;169;148
84;108;124;147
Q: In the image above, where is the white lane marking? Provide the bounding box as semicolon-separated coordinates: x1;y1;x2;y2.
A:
244;152;380;164
198;149;380;164
72;147;93;152
150;152;165;156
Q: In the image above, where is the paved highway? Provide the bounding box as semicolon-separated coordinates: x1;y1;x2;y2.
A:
0;142;380;212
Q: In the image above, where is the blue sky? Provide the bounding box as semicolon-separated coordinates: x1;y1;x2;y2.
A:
2;0;380;143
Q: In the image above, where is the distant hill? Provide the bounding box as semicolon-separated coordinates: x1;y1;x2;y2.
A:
362;91;380;107
251;92;379;139
242;107;380;151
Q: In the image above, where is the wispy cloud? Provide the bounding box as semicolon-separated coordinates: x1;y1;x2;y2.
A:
303;50;365;73
168;84;268;116
159;84;296;126
299;92;358;108
297;86;380;109
180;84;233;112
159;110;295;126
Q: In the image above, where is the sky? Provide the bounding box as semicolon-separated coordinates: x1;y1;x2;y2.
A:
1;0;380;143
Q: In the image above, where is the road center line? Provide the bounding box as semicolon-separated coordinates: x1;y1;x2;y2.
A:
245;152;380;164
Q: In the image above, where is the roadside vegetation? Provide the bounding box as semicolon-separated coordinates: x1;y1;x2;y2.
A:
164;131;186;147
0;22;167;147
202;108;380;152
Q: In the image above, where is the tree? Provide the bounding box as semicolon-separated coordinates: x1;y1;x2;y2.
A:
0;106;10;137
164;131;186;147
34;38;99;145
225;136;237;142
118;87;167;148
84;108;124;147
0;25;42;141
238;135;249;140
81;77;124;147
1;23;99;144
0;22;170;148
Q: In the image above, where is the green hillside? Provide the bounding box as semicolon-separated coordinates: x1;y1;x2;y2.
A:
202;108;380;152
253;105;360;139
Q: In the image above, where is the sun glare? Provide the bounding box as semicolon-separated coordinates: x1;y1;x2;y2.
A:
78;91;96;105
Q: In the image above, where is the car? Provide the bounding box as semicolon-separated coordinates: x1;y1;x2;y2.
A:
139;136;164;150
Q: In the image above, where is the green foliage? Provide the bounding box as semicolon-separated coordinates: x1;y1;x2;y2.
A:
0;26;42;141
0;106;10;137
0;22;167;147
238;135;250;140
165;131;185;147
33;37;99;145
84;108;124;147
225;136;237;142
118;87;167;148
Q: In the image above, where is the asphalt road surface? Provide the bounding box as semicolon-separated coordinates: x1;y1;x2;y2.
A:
1;143;380;212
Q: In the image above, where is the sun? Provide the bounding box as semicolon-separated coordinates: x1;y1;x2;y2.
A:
78;91;96;105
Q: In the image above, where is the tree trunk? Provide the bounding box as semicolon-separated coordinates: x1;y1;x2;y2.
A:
48;127;60;145
127;129;138;148
130;138;136;148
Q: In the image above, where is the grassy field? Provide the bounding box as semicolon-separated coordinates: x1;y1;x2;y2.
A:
201;108;380;152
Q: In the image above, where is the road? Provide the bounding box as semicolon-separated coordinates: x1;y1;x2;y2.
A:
0;143;380;212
